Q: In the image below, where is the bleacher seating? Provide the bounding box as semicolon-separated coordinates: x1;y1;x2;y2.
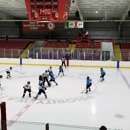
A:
38;42;69;59
0;41;29;58
41;42;69;48
76;42;100;48
120;43;130;61
75;42;101;60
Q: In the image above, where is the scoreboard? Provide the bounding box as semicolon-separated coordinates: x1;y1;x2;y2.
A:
25;0;71;22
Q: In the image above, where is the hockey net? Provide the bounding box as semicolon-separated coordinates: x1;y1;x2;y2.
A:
0;102;7;130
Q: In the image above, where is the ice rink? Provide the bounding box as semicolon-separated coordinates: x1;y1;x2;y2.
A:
0;64;130;130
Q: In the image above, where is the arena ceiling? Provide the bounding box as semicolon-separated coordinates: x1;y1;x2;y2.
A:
0;0;130;22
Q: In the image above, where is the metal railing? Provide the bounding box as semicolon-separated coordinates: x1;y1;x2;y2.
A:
0;47;130;61
37;47;101;61
0;48;23;58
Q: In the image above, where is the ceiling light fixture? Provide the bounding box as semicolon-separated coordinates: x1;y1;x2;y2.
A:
95;11;98;13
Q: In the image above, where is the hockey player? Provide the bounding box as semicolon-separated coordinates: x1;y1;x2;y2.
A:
100;68;106;82
57;66;64;77
42;70;51;86
86;76;92;93
0;75;3;90
48;66;53;75
34;81;47;99
49;73;58;86
6;67;12;79
61;56;66;68
22;81;31;98
39;75;43;84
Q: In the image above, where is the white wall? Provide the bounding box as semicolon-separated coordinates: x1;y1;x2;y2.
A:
101;42;114;60
0;58;130;68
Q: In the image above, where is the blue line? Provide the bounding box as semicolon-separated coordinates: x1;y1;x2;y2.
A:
119;69;130;90
0;65;20;73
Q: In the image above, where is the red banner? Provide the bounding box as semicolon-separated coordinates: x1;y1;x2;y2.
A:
22;21;48;31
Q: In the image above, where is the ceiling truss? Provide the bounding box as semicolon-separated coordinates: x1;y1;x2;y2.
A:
0;10;15;20
0;0;130;22
74;0;84;20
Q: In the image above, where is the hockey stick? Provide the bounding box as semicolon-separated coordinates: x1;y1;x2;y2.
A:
0;86;3;90
32;91;37;94
80;88;86;94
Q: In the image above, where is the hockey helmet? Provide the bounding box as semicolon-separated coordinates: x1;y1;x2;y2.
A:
10;67;12;70
87;76;89;79
27;81;30;84
100;68;103;70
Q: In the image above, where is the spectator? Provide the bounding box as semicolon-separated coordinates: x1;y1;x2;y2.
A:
85;31;89;38
81;28;88;38
82;28;86;33
78;31;82;38
99;125;107;130
91;39;94;45
45;34;49;41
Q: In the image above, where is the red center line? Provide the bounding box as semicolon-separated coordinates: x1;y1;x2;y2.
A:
7;99;36;128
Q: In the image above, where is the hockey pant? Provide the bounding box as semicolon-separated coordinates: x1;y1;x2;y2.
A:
35;89;47;98
49;79;58;85
62;62;66;67
58;70;64;76
22;89;31;97
43;77;50;86
6;71;11;78
100;74;105;81
86;83;92;93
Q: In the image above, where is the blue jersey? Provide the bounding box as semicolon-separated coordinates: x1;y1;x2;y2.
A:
50;73;55;80
86;79;92;85
59;67;63;71
38;85;46;90
101;70;106;75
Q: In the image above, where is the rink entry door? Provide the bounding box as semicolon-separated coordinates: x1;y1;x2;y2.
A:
102;51;110;61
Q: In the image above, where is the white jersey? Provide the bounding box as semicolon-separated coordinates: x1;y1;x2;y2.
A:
42;72;49;78
6;69;11;72
47;71;49;78
61;58;65;62
48;68;52;72
23;84;31;90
